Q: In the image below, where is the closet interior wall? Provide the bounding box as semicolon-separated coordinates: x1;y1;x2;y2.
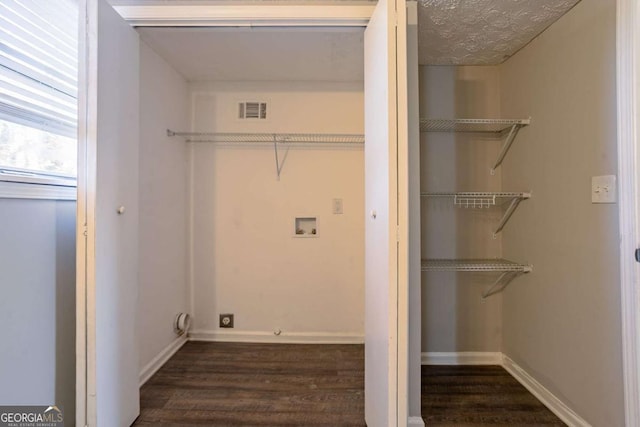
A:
420;65;503;352
188;81;365;340
138;41;191;375
420;0;624;425
136;26;366;383
499;0;622;424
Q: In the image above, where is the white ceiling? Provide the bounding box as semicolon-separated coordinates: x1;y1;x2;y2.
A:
418;0;581;65
135;0;581;78
137;27;364;82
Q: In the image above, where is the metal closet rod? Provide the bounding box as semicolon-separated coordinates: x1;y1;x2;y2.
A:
166;129;363;180
166;129;365;144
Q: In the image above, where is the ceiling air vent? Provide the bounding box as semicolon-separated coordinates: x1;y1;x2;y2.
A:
238;101;267;120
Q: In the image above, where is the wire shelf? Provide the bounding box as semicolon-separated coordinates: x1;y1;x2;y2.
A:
421;258;532;273
420;118;530;133
455;195;494;208
421;192;530;236
167;130;364;144
421;192;530;206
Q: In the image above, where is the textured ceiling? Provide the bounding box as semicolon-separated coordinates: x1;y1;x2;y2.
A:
418;0;580;65
114;0;581;66
138;28;364;82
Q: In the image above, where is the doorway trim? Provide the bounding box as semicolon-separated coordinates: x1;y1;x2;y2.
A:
113;4;375;27
78;3;414;427
617;0;640;425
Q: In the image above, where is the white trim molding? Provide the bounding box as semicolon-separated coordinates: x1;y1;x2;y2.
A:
502;356;590;427
139;335;188;387
421;352;502;365
189;329;364;344
114;4;375;27
408;416;425;427
0;180;76;200
617;0;640;425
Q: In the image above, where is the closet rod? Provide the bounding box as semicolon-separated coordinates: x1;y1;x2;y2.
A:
166;130;365;144
167;130;364;180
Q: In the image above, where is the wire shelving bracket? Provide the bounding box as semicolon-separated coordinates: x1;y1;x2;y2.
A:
167;130;364;180
420;192;531;237
421;258;532;298
420;118;531;174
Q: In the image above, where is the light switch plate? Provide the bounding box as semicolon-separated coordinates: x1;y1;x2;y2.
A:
592;175;616;203
333;198;344;214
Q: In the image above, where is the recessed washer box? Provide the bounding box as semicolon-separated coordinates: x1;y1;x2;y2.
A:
294;217;317;238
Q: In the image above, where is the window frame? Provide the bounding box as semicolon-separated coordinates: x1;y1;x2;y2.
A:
0;166;76;200
0;0;79;199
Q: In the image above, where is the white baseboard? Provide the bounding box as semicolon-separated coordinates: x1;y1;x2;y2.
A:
139;335;188;387
189;329;364;344
502;355;590;427
408;416;425;426
421;351;502;365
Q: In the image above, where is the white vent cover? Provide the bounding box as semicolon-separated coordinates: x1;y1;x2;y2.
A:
238;101;267;120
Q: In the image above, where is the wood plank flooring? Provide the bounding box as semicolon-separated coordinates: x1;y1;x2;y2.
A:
133;342;365;426
134;342;565;426
422;365;565;426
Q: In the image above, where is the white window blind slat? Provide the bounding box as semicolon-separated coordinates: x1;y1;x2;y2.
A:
0;48;77;98
0;4;77;57
0;104;74;138
0;3;76;69
0;0;77;137
0;74;77;119
0;20;77;81
1;0;77;48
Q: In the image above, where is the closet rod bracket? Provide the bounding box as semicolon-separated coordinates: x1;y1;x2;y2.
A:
273;135;288;180
491;123;523;175
482;266;532;299
492;192;531;238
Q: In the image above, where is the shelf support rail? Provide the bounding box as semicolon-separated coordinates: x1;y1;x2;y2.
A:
482;267;532;299
272;135;289;180
491;123;522;174
492;193;530;237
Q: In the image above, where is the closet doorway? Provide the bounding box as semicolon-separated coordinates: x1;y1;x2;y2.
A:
75;2;416;426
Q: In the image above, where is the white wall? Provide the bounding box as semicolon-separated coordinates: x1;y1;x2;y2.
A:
138;41;191;372
420;65;504;352
0;199;75;424
189;81;365;341
499;0;624;424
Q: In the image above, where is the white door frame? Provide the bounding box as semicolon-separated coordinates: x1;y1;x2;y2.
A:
616;0;640;425
78;3;411;427
92;3;636;426
113;4;375;27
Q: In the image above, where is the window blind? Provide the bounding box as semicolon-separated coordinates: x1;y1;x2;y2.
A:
0;0;78;138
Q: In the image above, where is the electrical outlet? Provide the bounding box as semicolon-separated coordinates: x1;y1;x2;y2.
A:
219;313;234;328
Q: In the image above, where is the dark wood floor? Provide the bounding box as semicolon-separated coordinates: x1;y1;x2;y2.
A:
422;365;565;426
133;342;365;426
134;342;564;426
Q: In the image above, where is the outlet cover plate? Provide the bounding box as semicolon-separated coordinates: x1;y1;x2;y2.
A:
219;313;234;328
333;198;344;214
592;175;616;203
